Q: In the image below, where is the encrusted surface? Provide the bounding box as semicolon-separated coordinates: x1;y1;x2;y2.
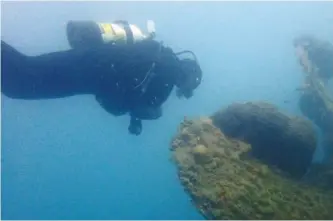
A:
171;118;333;219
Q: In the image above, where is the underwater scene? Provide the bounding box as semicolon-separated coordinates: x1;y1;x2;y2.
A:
1;1;333;220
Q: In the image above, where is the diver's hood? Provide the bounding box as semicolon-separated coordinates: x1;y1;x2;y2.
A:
175;51;202;99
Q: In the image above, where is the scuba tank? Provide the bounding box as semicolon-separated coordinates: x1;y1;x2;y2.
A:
66;20;156;49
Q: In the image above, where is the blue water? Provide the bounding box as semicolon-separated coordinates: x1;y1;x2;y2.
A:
1;1;333;220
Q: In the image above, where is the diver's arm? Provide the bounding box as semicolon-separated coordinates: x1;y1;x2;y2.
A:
95;94;129;117
130;106;162;120
127;106;162;136
128;117;142;136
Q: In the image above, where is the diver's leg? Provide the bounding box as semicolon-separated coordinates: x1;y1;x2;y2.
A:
1;41;99;99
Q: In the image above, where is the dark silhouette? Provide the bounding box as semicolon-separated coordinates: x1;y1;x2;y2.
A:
1;39;202;135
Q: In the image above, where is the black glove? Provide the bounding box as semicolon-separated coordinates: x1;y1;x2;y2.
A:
131;106;162;120
128;117;142;135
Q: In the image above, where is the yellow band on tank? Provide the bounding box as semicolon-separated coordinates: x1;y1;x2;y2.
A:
99;23;115;35
98;23;125;43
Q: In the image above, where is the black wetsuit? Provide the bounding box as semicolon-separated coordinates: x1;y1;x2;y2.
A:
1;40;181;135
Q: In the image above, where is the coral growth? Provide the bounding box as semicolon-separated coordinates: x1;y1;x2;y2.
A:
171;118;333;219
211;101;317;178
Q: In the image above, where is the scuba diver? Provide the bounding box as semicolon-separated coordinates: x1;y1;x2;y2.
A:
1;20;203;135
293;35;333;83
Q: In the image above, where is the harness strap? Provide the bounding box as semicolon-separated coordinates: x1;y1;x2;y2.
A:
133;41;163;95
114;20;134;44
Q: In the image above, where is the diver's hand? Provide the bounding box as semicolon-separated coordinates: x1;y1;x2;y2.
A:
131;106;162;120
128;117;142;136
